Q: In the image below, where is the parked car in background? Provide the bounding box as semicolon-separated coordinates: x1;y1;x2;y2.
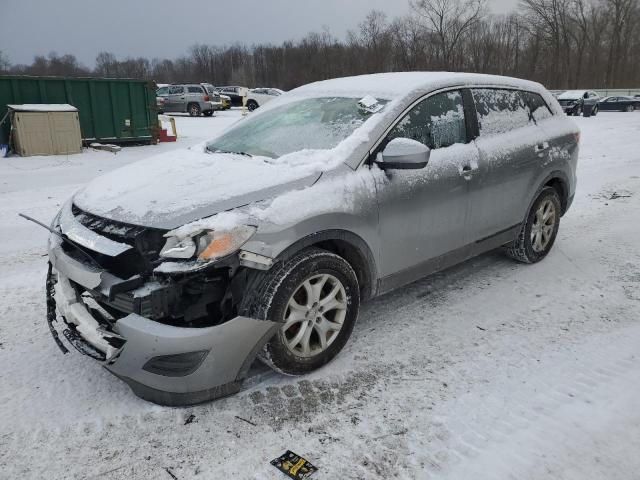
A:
157;84;216;117
216;86;247;107
557;90;600;116
45;72;578;405
597;96;640;112
200;83;224;111
246;88;284;111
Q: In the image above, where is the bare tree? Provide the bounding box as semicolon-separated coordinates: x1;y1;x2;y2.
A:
411;0;487;69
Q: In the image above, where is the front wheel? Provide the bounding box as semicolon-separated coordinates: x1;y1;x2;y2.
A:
592;106;598;116
240;248;360;375
247;100;258;112
505;187;561;264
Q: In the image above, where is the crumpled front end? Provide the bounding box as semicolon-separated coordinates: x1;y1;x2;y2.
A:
45;201;278;406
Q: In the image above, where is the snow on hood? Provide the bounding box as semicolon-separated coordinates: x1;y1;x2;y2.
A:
558;90;586;100
73;146;323;229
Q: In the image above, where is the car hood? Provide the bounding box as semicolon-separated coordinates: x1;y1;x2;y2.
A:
73;146;323;230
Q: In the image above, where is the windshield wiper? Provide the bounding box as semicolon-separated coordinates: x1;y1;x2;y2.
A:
207;148;252;157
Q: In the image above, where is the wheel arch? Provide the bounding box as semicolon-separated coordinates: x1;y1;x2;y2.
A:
274;230;378;301
543;174;570;214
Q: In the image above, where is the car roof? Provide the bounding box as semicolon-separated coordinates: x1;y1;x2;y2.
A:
289;72;546;101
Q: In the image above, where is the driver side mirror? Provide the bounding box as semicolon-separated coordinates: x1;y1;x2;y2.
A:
378;138;431;170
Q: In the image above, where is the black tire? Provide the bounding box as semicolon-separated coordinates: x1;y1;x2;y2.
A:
240;247;360;375
505;186;562;264
188;103;201;117
625;105;634;112
203;110;214;117
592;106;598;116
247;100;259;112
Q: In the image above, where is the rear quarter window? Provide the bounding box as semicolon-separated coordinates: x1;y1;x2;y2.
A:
473;88;530;136
188;86;204;93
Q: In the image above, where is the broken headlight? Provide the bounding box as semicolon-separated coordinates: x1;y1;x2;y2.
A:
160;226;256;262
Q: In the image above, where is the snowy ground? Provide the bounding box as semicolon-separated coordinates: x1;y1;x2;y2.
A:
1;109;639;479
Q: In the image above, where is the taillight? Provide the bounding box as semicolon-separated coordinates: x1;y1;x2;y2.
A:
204;95;210;102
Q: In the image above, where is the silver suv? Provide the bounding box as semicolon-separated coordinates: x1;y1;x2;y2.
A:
156;84;218;116
45;73;578;405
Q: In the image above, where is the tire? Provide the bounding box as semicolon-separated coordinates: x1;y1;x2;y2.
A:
188;103;201;117
247;100;259;112
592;106;598;116
240;247;360;375
203;110;213;117
625;105;634;112
505;186;562;264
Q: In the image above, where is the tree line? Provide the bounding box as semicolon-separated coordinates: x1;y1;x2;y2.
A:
1;0;639;90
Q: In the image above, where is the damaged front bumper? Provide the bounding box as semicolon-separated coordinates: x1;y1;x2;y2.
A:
46;237;278;406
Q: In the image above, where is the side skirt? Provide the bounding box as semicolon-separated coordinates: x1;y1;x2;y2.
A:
377;224;521;296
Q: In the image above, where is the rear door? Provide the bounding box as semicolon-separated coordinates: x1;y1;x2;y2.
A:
375;89;479;286
165;86;186;112
466;88;550;242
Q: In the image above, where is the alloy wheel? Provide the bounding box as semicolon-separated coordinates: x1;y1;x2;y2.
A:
282;273;347;357
531;199;557;252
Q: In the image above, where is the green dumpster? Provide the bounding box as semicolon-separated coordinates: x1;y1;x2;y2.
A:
0;75;158;145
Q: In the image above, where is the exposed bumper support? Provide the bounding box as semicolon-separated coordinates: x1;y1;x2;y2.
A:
46;242;279;405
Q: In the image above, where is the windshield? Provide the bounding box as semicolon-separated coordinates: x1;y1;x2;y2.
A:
206;97;386;159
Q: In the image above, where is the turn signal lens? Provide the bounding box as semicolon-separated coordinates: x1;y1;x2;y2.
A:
197;226;256;261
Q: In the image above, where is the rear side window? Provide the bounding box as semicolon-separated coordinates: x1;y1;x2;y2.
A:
522;91;553;122
169;86;184;94
473;88;529;136
388;90;467;149
188;86;203;93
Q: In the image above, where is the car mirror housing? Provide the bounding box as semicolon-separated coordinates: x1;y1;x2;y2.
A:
379;138;430;170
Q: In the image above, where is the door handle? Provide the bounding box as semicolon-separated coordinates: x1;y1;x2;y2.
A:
534;142;549;153
460;165;476;179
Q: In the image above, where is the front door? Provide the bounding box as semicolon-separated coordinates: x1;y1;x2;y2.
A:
375;89;478;290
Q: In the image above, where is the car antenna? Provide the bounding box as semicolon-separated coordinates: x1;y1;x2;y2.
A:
18;213;104;269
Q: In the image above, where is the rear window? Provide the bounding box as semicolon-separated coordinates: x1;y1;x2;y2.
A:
473;88;530;136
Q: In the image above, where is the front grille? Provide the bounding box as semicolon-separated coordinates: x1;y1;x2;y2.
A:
69;204;167;276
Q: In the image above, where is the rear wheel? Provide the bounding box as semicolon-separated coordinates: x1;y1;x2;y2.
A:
240;248;360;375
188;103;201;117
625;105;634;112
505;187;561;264
592;106;598;116
247;100;259;112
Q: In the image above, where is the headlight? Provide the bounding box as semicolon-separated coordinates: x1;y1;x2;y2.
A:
160;225;256;262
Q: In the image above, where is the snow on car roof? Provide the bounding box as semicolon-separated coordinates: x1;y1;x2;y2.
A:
289;72;545;100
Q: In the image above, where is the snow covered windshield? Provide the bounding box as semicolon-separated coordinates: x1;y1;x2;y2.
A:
206;97;387;159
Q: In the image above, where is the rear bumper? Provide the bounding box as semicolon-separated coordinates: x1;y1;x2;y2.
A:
47;238;278;406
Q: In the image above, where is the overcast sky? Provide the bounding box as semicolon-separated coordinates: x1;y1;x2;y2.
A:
1;0;518;66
